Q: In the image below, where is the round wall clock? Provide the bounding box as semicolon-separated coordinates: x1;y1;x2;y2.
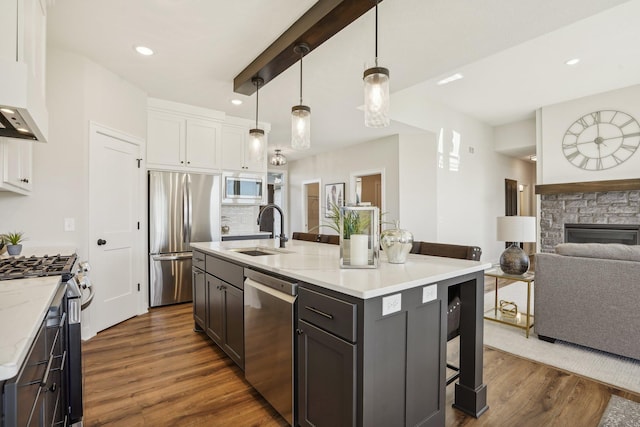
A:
562;110;640;170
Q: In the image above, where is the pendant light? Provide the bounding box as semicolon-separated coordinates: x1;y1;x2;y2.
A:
270;149;288;166
249;77;265;163
363;0;390;128
291;43;311;149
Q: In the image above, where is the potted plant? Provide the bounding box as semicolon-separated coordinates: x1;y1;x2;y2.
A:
3;231;25;256
322;202;370;238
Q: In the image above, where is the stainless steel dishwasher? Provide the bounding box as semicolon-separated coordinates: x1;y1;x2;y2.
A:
244;268;298;426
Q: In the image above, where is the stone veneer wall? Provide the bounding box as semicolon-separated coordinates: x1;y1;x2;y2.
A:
539;190;640;252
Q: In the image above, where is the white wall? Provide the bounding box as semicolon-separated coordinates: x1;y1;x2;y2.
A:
494;118;536;157
391;91;535;263
398;132;438;241
0;48;146;260
288;135;400;235
539;84;640;185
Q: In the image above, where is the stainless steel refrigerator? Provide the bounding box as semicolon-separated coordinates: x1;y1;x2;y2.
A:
148;171;221;307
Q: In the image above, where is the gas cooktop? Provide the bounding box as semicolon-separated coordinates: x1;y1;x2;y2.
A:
0;254;77;280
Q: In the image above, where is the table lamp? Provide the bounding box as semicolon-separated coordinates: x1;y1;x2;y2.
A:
496;216;536;275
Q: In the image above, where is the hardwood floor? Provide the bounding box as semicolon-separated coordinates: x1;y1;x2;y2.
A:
82;303;640;427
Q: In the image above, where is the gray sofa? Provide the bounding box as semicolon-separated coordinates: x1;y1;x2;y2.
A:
534;243;640;360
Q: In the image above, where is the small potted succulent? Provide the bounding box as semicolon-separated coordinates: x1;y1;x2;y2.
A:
3;231;25;256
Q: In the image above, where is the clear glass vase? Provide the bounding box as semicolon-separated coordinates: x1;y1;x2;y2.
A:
339;205;379;269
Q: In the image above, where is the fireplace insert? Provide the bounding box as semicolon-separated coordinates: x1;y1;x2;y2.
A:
564;223;640;245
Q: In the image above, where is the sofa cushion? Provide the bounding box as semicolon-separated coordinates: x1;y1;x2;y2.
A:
555;243;640;262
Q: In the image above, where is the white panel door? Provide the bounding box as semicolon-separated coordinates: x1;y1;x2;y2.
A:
89;123;142;333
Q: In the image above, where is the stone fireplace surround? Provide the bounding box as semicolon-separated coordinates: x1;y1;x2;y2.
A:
536;179;640;253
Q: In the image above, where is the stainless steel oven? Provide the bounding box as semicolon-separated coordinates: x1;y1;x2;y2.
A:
222;172;264;204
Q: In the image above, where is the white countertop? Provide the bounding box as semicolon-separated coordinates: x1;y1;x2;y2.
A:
0;276;62;380
191;239;491;299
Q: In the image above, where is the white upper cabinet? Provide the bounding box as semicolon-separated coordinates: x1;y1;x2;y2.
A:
0;138;33;194
186;119;221;171
146;99;269;174
146;99;223;173
221;121;267;173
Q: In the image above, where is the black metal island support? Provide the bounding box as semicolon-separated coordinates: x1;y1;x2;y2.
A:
190;240;490;426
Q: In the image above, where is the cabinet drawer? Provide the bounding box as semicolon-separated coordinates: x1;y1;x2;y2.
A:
206;255;244;289
192;251;206;270
299;287;357;343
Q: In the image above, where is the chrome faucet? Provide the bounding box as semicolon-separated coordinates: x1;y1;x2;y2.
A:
257;203;288;248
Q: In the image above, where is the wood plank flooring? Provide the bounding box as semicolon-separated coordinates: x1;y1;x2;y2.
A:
82;303;640;427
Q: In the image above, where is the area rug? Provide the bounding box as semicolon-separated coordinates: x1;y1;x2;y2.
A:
483;282;640;394
598;395;640;427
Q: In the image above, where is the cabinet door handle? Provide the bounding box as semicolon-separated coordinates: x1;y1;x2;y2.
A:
195;257;204;262
21;178;29;183
304;306;334;319
296;328;304;335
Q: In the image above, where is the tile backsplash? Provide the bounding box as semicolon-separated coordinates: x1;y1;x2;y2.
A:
221;205;261;235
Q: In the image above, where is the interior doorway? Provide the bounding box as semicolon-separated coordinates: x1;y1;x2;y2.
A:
350;169;384;212
302;180;320;232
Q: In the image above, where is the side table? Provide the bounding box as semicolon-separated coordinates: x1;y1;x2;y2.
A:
484;267;535;338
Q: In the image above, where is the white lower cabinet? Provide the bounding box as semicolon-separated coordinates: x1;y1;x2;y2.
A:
0;138;33;194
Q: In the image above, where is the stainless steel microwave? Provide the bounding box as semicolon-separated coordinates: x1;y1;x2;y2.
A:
222;172;264;204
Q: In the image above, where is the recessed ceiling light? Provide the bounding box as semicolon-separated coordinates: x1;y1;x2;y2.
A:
134;46;154;56
231;99;243;106
437;73;463;86
565;58;580;66
16;127;30;133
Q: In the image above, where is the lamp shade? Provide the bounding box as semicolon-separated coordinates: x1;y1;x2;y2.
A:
363;67;390;128
248;128;265;163
497;216;536;243
291;105;311;149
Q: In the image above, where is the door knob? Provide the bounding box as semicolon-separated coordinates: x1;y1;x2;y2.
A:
97;239;107;246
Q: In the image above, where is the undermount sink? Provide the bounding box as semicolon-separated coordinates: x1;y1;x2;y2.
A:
228;246;292;256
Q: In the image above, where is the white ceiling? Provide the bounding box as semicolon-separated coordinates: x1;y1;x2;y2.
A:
47;0;640;161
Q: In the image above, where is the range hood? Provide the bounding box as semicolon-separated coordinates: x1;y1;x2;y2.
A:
0;60;48;142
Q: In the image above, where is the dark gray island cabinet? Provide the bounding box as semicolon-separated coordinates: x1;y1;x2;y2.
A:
297;271;488;427
192;250;244;369
190;240;489;427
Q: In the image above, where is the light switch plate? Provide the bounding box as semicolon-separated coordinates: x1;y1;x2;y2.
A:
422;285;437;303
382;293;402;316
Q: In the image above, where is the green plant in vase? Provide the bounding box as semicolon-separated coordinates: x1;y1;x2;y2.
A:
3;231;25;256
322;202;370;239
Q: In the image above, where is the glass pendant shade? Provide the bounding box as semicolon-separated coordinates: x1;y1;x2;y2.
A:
291;105;311;149
248;128;265;163
363;66;390;128
270;149;287;166
249;76;265;164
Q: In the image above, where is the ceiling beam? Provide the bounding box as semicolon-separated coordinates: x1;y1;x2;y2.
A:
234;0;381;96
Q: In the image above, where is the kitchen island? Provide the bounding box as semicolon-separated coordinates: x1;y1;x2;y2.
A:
191;239;491;426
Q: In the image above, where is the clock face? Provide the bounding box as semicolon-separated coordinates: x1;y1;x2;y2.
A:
562;110;640;170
